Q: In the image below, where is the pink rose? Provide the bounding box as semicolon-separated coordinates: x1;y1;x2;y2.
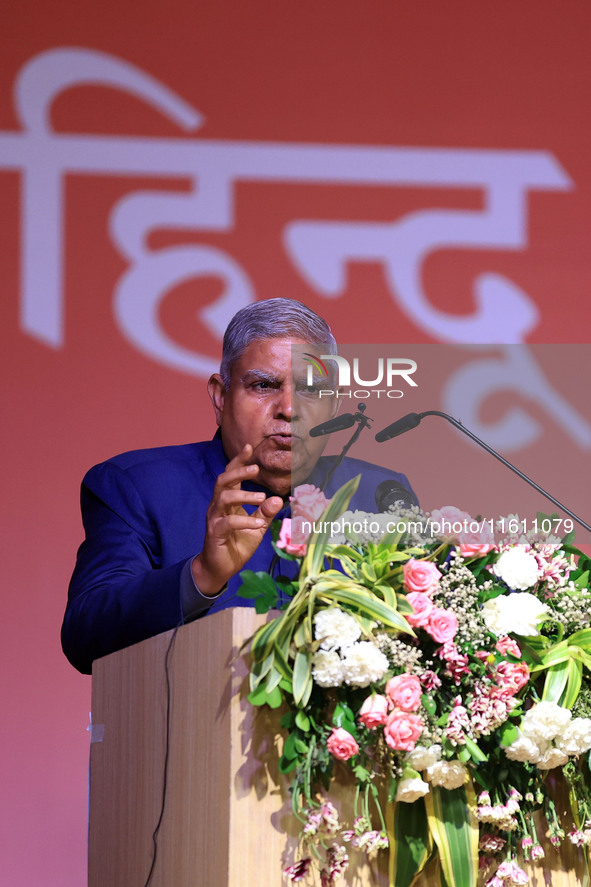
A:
405;591;435;627
291;484;329;523
426;608;458;643
289;485;329;544
495;661;530;696
358;694;389;729
276;518;307;557
458;523;495;558
326;727;359;760
403;559;442;594
496;636;522;658
429;506;472;540
385;674;423;712
383;710;423;751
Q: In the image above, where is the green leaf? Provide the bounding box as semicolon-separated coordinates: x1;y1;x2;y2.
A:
333;701;357;734
499;721;518;746
293;619;311;649
263;665;284;695
265;686;283;709
271;638;293;681
280;711;295;730
424;780;479;887
301;475;361;577
278;754;298;774
323;586;414;635
295;710;310;732
361;561;377;584
353;764;372;783
421;693;437;717
542;658;571;704
282;731;299;761
387;797;432;887
236;570;278;608
396;594;415;615
292;650;313;708
373;583;398;608
247;684;269;706
463;736;487;764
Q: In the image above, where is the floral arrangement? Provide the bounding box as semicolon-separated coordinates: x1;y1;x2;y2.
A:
237;476;591;887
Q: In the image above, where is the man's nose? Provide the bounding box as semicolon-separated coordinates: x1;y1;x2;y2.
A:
275;384;294;419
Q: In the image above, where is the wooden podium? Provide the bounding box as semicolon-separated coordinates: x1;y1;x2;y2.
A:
88;608;586;887
89;609;386;886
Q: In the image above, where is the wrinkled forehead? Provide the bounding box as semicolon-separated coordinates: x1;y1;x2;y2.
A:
230;338;336;383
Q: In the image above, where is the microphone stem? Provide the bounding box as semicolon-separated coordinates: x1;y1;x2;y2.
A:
419;411;591;535
321;417;370;493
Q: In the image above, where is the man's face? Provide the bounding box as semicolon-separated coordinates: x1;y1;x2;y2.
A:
208;337;337;496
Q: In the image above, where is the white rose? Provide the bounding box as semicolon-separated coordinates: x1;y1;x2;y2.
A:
494;547;539;590
425;760;469;790
314;607;361;651
396;776;430;803
405;744;442;771
522;701;572;743
312;650;343;687
536;746;570;770
556;718;591;756
340;642;389;688
481;592;549;637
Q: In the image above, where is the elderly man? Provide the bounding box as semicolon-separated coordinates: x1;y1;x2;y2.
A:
62;299;414;673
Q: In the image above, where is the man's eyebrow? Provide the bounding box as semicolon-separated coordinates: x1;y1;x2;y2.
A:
241;370;281;384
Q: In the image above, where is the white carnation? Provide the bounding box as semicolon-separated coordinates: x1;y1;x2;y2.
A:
522;701;572;743
340;642;389;688
494;547;539;590
405;744;442;771
396;776;430;803
536;746;570;770
504;731;546;763
311;650;344;687
481;592;549;637
556;718;591;756
425;760;469;790
314;607;361;651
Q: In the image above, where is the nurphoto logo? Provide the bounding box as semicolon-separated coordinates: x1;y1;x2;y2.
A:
305;354;418;400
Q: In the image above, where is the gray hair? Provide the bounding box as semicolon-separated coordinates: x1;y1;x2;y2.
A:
220;298;337;387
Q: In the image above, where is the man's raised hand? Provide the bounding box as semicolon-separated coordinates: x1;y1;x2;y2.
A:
191;444;284;596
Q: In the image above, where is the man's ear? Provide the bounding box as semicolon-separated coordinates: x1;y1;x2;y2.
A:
208;374;226;426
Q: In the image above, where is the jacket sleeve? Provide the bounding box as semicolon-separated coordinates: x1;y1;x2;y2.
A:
61;461;207;674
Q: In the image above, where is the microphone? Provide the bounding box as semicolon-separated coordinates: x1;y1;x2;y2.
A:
375;410;591;535
309;413;357;437
375;480;416;512
375;412;421;442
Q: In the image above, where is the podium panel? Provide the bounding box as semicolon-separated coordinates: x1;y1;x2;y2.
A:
88;608;585;887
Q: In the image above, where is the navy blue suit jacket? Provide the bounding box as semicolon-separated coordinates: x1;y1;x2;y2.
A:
62;433;415;673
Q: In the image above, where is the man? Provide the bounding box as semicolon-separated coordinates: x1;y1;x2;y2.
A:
62;299;415;673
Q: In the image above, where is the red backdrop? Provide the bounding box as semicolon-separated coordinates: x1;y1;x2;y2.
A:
1;2;590;884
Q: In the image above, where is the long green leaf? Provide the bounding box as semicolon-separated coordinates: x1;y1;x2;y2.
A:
424;780;479;887
301;475;361;577
318;586;415;635
542;658;571;704
560;657;583;709
387;797;432;887
292;650;313;708
570;628;591;648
